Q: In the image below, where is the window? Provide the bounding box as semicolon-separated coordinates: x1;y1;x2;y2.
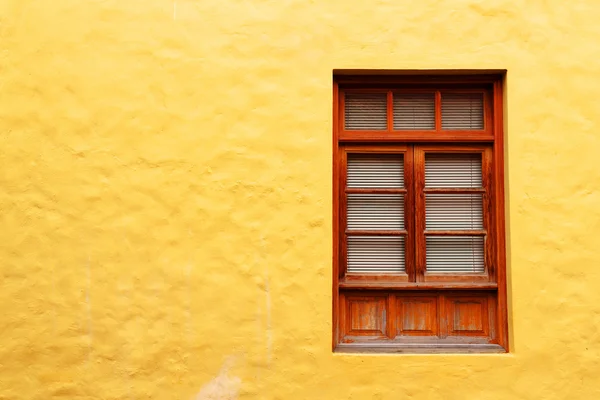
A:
333;73;508;353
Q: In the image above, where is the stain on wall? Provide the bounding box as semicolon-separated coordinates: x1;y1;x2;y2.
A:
1;0;600;399
194;358;241;400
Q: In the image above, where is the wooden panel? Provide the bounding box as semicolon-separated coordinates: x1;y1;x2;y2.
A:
397;296;438;336
344;295;387;337
445;295;489;336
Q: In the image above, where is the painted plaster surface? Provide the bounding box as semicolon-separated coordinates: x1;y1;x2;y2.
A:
1;0;600;399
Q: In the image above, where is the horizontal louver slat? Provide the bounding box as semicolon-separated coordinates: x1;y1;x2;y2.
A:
393;93;435;130
347;194;404;230
426;194;483;230
347;236;405;274
344;93;387;130
426;236;484;273
425;154;482;188
441;93;484;130
347;154;404;188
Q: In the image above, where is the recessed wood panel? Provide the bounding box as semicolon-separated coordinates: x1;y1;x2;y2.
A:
345;295;387;337
397;296;438;336
446;296;489;336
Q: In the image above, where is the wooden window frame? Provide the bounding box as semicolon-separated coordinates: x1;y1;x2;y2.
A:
332;73;508;353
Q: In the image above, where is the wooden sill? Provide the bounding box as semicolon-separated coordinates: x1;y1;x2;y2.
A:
335;342;506;354
338;281;498;290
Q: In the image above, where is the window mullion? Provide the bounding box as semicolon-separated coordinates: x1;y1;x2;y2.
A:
413;146;426;282
434;90;442;131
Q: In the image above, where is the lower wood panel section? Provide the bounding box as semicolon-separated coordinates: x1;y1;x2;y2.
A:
397;296;438;336
342;294;387;339
445;295;489;336
339;290;498;348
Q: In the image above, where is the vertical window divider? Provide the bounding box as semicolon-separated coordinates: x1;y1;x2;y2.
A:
387;91;394;132
482;147;495;281
414;147;426;282
405;145;416;282
340;150;348;278
434;91;442;132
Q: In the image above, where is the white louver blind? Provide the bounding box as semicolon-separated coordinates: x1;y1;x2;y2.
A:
393;93;435;130
346;153;405;274
426;194;483;230
344;93;387;130
425;154;482;188
425;236;484;273
348;194;404;230
347;154;404;188
441;93;484;130
347;237;405;274
424;153;485;274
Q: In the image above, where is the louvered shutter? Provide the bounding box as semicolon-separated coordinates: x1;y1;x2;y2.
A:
346;154;405;274
441;93;484;130
424;154;485;274
344;93;387;130
393;93;435;130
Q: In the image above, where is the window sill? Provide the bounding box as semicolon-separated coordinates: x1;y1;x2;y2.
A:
335;342;506;354
338;281;497;290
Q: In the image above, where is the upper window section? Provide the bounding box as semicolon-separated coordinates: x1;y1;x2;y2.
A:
339;85;492;140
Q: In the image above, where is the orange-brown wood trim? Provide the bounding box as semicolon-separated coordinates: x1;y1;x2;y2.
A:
343;145;410;153
405;145;416;282
387;91;393;131
434;90;442;131
339;281;498;290
339;131;494;142
493;77;509;351
335;74;500;85
414;147;426;282
332;80;340;350
415;144;489;152
340;150;348;279
482;146;495;281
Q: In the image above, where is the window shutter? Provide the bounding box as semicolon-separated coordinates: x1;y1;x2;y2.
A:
441;93;484;130
424;153;484;274
346;154;405;274
344;93;387;130
393;93;435;130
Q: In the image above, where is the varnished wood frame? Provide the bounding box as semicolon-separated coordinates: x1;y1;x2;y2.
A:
414;145;494;283
332;73;508;353
341;145;414;283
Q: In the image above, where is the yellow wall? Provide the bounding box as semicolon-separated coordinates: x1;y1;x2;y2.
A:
1;0;600;399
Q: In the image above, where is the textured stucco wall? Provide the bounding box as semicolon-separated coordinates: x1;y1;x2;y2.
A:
1;0;600;399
